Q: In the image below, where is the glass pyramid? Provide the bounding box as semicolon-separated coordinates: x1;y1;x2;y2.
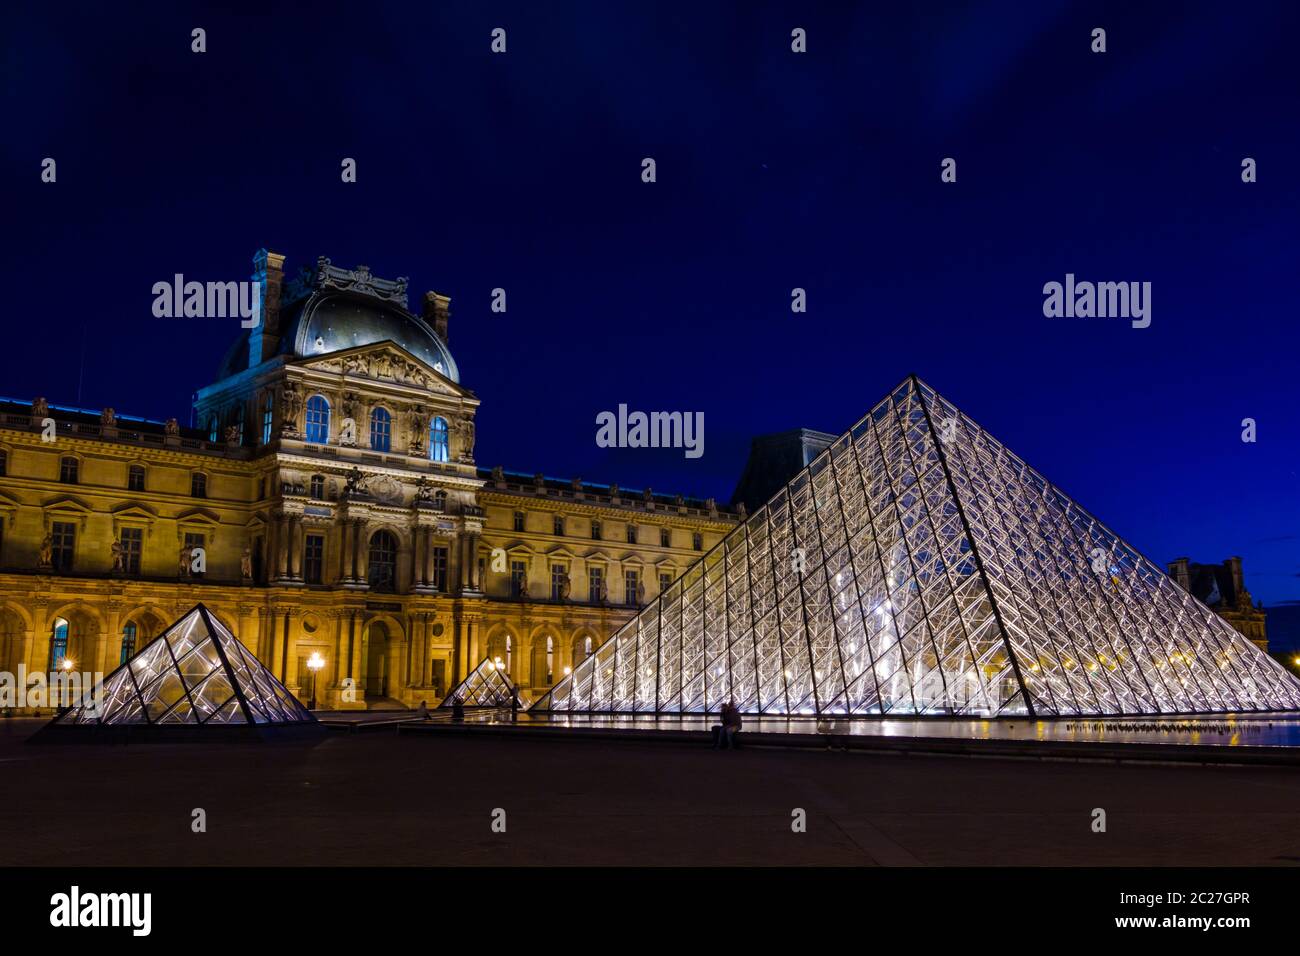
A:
440;658;528;709
52;603;315;728
534;377;1300;718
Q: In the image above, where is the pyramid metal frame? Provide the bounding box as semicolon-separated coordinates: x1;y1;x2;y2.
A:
37;603;318;739
533;376;1300;718
440;657;528;709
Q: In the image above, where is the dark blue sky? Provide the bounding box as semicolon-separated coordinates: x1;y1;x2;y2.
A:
5;2;1299;629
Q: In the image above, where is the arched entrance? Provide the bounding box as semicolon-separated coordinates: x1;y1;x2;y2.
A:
364;620;390;699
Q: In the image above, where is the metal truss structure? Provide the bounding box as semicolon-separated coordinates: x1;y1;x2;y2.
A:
534;377;1300;717
53;603;315;727
440;657;528;708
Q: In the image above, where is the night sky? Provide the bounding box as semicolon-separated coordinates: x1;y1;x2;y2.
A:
5;3;1299;638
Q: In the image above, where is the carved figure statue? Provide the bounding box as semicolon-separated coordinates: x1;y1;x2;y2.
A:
164;418;180;437
178;546;192;577
414;476;434;503
241;547;253;581
558;570;571;601
458;415;476;458
100;408;116;426
344;467;366;496
224;425;240;444
32;397;49;417
111;539;125;573
38;535;53;569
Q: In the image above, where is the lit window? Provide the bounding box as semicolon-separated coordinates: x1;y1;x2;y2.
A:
261;393;273;444
119;622;138;665
208;416;219;442
429;417;450;462
305;395;330;444
369;408;391;452
545;636;554;684
48;617;70;670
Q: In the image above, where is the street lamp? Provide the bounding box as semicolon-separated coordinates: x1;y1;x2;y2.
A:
306;652;325;710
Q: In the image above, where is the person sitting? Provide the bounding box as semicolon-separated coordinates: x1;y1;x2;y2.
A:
711;700;743;749
451;697;465;722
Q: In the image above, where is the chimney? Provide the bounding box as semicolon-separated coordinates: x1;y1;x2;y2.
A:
1226;556;1245;600
248;249;286;367
424;291;451;344
1168;557;1191;592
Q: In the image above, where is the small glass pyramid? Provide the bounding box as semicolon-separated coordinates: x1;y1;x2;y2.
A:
533;376;1300;718
52;603;315;728
440;658;528;709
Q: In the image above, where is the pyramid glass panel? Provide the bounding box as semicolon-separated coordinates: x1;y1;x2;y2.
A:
533;377;1300;717
439;658;529;708
50;603;316;729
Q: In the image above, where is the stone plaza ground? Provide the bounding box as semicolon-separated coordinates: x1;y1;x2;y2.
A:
3;717;1299;867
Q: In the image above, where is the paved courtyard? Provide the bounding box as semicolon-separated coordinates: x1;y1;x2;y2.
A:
2;718;1298;866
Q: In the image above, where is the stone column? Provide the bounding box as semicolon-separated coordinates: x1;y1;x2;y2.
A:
270;608;285;678
338;519;352;582
101;606;122;678
468;532;481;589
354;520;368;584
288;515;302;580
276;514;290;580
283;609;299;692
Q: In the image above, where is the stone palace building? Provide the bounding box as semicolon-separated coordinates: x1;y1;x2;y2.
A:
0;251;738;711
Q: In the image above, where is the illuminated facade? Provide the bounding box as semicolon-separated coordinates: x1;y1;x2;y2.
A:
0;251;737;712
535;377;1300;717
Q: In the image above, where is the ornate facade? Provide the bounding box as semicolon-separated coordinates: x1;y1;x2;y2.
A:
0;251;737;712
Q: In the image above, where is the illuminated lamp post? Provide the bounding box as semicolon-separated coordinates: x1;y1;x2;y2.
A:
306;652;325;710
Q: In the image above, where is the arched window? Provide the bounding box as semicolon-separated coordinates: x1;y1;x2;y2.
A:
506;634;513;676
305;395;330;444
546;635;554;684
369;408;391;452
584;635;593;657
207;416;219;442
429;416;450;462
367;530;398;592
309;475;325;499
48;617;70;670
120;622;138;665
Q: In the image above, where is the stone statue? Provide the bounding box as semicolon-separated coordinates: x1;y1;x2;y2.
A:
178;545;192;577
241;547;253;581
458;415;476;458
32;397;49;417
110;539;125;573
706;497;718;518
595;578;608;604
414;476;434;503
491;465;505;484
675;494;685;506
519;580;530;599
344;466;366;497
38;534;53;569
571;476;583;492
558;570;571;602
224;425;240;444
737;502;748;519
100;407;116;426
279;385;302;435
609;482;619;498
636;581;646;603
643;487;654;502
164;418;180;437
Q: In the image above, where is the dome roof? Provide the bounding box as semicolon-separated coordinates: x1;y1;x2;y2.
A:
214;256;459;383
288;291;459;382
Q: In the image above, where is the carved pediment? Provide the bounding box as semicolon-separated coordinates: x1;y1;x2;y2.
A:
298;342;461;395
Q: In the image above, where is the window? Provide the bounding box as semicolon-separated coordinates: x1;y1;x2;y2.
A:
369;407;392;452
208;416;219;442
505;634;513;675
184;532;206;577
48;617;69;670
513;512;525;532
551;563;566;600
433;490;447;512
553;515;564;536
429;416;450;462
305;395;330;444
261;393;274;444
50;521;76;571
626;524;637;544
510;560;527;598
660;572;672;594
660;528;671;548
120;622;138;665
235;404;245;445
119;527;143;574
545;635;554;684
432;545;448;591
368;530;398;591
589;566;604;603
309;474;325;499
59;457;78;484
591;519;602;541
583;635;594;659
693;532;703;551
624;569;640;606
128;465;145;492
190;472;207;498
304;534;324;584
